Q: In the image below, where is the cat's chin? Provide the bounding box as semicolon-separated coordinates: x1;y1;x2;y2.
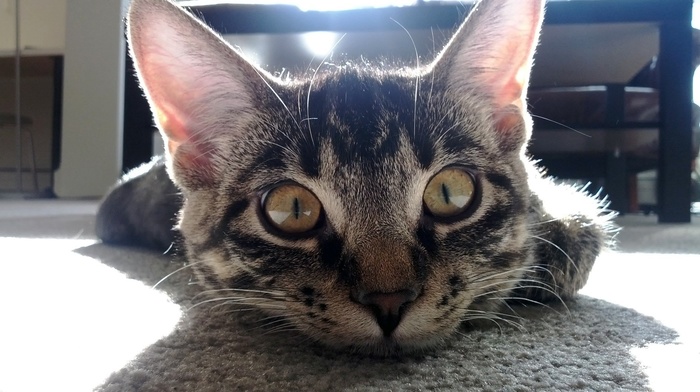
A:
305;326;456;357
324;335;452;357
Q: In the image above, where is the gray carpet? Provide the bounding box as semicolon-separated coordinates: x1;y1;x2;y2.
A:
0;200;698;392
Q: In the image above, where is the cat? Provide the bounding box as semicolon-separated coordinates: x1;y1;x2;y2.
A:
97;0;615;355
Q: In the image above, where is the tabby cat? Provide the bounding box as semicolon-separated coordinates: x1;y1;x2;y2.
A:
97;0;614;355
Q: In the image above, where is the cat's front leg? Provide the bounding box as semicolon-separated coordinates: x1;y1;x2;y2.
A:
514;173;616;303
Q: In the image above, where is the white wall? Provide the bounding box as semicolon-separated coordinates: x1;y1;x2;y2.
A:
54;0;129;197
0;0;66;54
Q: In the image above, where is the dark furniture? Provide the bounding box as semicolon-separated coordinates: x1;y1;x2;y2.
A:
122;0;693;222
0;55;62;196
528;83;667;214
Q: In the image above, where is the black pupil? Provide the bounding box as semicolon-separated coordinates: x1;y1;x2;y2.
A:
441;183;450;205
293;197;300;219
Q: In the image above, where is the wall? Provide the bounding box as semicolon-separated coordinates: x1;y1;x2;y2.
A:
0;0;65;194
54;0;129;197
0;0;66;54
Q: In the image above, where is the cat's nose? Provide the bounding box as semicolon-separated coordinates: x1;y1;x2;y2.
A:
353;288;420;337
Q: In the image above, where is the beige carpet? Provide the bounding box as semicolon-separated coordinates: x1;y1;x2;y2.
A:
0;199;698;391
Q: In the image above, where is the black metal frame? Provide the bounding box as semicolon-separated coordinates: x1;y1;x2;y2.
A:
122;0;694;222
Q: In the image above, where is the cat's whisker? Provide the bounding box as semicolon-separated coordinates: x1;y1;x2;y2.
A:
459;311;526;331
203;293;289;303
530;114;591;138
192;287;287;300
453;329;476;342
298;56;317;123
462;311;526;331
489;295;569;316
484;283;571;315
217;306;263;315
232;138;299;160
475;263;558;278
469;277;566;310
390;18;420;139
260;326;301;337
529;234;580;275
433;102;460;129
152;260;203;289
428;103;462;144
202;303;288;317
472;285;528;301
162;241;176;255
525;217;563;227
505;258;568;282
509;284;567;307
472;280;560;303
215;304;293;318
251;316;300;332
427;27;437;109
460;316;505;334
251;312;311;325
208;297;285;307
209;301;287;312
187;296;286;311
472;278;536;293
516;279;559;294
462;308;525;321
300;117;318;124
188;296;272;309
249;66;303;138
432;118;463;147
258;315;305;329
469;265;550;284
305;33;347;145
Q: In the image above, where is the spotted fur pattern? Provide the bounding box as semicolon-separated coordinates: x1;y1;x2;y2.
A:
97;0;615;355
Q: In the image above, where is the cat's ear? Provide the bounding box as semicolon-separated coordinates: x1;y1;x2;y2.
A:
127;0;269;188
431;0;544;149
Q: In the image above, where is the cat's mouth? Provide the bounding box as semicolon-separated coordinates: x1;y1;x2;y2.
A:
298;289;459;355
350;287;423;338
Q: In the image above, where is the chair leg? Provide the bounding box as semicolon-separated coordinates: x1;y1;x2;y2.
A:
606;150;629;214
24;129;39;193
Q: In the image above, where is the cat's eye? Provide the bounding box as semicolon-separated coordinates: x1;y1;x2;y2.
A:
423;168;476;218
262;184;322;234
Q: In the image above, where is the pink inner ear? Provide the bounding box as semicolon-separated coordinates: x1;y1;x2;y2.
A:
153;103;188;155
130;10;230;167
488;73;526;113
438;0;543;114
127;0;267;188
495;110;516;130
494;108;525;134
484;25;539;112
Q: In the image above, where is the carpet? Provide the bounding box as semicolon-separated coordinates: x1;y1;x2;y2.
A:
0;199;698;391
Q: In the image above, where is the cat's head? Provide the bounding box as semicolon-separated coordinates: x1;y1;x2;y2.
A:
128;0;543;354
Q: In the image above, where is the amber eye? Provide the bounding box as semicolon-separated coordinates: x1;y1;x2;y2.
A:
423;168;476;218
262;184;322;234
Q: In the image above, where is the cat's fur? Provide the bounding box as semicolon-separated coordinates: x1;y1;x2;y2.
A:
97;0;615;355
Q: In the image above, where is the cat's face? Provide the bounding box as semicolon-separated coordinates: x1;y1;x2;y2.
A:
128;0;543;354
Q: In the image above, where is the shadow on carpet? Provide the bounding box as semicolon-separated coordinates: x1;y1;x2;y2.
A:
74;243;676;392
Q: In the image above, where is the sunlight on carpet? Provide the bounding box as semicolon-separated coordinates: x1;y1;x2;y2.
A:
580;251;700;392
581;251;698;341
630;343;699;391
0;238;182;392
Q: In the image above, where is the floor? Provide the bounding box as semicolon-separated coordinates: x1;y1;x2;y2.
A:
0;198;698;392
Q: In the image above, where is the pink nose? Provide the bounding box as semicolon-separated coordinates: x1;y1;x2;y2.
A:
353;289;420;336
